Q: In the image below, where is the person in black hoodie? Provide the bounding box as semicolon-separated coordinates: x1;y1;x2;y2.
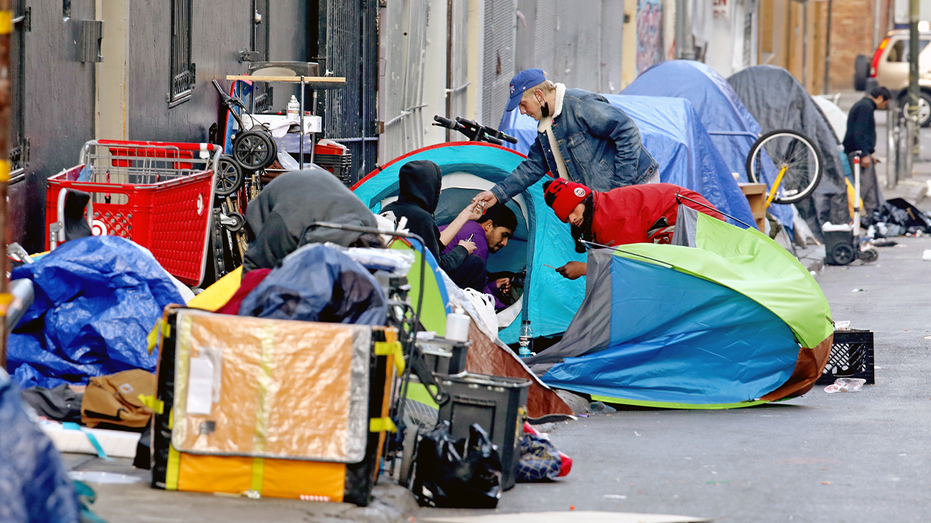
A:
243;168;382;272
382;160;487;290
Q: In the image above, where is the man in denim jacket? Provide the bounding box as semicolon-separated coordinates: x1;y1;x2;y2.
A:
474;68;659;209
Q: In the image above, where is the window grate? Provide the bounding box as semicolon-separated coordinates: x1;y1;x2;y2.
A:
169;0;194;106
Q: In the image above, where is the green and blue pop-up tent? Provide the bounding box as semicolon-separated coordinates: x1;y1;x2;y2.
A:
526;210;834;408
352;142;586;345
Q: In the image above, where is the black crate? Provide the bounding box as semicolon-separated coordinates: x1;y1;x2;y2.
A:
436;373;530;491
418;338;469;375
816;329;875;385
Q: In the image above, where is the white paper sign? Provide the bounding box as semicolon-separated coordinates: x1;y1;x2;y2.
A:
187;356;215;415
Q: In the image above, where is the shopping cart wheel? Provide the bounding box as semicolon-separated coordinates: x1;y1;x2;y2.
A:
233;130;276;171
215;155;244;197
221;212;245;233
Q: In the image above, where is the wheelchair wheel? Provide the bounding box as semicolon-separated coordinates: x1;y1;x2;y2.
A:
214;155;244;197
233;130;276;171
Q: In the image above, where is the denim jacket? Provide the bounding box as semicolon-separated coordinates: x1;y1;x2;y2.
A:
491;89;659;203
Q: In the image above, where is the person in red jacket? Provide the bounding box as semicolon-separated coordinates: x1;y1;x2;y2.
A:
542;178;725;279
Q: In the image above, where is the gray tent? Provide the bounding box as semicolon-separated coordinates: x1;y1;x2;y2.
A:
728;65;849;237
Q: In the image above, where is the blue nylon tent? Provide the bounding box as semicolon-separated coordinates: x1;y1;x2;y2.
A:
526;211;834;408
621;60;794;235
498;94;756;229
352;143;586;344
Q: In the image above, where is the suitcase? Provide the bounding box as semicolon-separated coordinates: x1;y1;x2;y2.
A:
150;307;399;505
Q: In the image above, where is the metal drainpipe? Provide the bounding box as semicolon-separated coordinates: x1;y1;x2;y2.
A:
823;0;833;94
676;0;695;60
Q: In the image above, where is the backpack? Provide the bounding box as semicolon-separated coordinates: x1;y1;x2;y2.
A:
81;369;156;429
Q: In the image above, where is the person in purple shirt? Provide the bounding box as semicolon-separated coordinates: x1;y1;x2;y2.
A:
440;203;518;308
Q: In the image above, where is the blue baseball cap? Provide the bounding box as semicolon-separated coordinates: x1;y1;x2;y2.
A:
506;69;547;111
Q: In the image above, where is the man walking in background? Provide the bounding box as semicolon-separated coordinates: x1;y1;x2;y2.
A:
843;86;891;225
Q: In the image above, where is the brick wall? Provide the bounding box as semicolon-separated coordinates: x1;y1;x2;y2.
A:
828;0;890;91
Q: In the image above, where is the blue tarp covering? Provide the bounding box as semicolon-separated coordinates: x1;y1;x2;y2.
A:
0;373;79;522
8;236;183;389
498;94;756;229
352;143;586;343
621;60;794;235
540;255;798;405
239;244;388;325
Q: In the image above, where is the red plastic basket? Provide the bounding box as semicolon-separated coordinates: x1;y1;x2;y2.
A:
46;140;219;286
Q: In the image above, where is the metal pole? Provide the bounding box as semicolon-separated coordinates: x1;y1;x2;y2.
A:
909;0;920;164
887;105;898;189
802;1;809;89
0;0;11;369
823;0;833;94
677;0;695;60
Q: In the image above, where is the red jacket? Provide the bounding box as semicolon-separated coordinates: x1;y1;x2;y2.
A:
591;183;725;246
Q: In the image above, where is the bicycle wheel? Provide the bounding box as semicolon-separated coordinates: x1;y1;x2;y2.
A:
746;129;823;205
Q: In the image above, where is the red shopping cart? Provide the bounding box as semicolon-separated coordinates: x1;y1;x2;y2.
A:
46;140;220;286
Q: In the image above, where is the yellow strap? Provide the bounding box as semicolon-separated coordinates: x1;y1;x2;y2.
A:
250;457;264;494
0;293;12;317
138;394;164;414
253;324;275;453
147;320;170;355
369;417;397;433
0;13;11;36
166;444;180;490
374;341;405;373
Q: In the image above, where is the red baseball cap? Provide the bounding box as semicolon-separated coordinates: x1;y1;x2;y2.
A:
543;178;591;222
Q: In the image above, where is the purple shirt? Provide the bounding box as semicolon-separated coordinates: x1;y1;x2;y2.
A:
439;221;489;262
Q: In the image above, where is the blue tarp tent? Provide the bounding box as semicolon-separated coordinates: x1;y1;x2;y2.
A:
498;94;756;229
352;143;586;343
621;60;794;235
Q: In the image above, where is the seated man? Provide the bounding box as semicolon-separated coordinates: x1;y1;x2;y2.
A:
381;160;484;288
243;168;382;272
542;178;725;279
439;203;518;293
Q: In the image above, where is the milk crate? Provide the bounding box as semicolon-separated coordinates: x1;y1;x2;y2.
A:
817;329;875;385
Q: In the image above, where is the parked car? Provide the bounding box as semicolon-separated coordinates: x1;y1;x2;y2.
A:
865;29;931;126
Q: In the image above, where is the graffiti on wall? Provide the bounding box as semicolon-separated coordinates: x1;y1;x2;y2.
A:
636;0;664;74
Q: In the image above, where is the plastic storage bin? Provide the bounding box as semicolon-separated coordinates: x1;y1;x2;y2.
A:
436;372;530;490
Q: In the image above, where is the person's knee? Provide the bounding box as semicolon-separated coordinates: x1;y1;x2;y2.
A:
451;255;487;290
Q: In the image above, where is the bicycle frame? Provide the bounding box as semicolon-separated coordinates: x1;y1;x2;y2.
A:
765;164;790;208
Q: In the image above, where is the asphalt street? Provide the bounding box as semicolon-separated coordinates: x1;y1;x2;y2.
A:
78;91;931;523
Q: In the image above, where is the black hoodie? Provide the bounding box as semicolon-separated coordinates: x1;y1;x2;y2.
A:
382;160;469;273
243;168;378;272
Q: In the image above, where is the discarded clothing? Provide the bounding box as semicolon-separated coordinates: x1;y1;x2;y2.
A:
239;244;387;325
243;168;380;272
871;197;931;235
20;384;83;423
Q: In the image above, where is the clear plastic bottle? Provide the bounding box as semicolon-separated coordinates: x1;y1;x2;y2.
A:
518;320;533;357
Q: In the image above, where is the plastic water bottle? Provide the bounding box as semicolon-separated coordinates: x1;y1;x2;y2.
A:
287;95;300;123
518;320;533;357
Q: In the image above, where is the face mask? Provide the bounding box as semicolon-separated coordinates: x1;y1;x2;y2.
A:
537;94;550;118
